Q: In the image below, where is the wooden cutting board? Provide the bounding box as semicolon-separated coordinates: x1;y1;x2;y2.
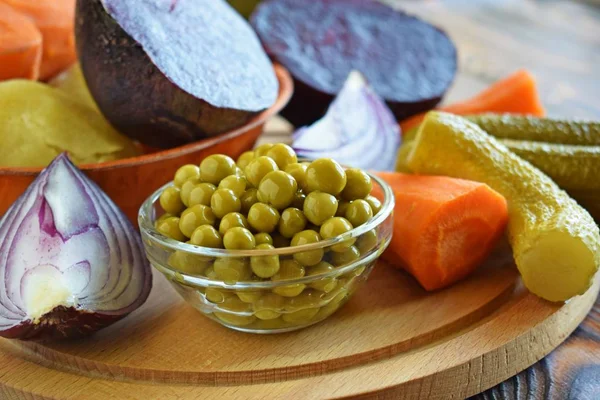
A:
0;246;597;399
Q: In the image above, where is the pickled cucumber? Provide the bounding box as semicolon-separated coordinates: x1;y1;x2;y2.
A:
501;140;600;191
467;114;600;145
406;112;600;302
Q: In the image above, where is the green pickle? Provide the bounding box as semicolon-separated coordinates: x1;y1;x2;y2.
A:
467;114;600;145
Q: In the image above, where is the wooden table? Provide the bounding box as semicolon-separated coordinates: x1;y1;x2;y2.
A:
265;0;600;398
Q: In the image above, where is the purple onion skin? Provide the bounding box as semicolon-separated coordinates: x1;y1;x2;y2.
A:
0;154;152;340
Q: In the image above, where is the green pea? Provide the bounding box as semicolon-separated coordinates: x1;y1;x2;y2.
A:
206;287;234;303
265;143;297;169
357;229;378;253
156;216;186;241
345;199;373;227
365;195;382;215
244;156;278;187
272;259;306;297
218;175;247;197
189;225;223;248
159;187;185;215
223;227;256;250
285;289;322;311
306;261;338;293
303;191;338;226
284;163;308;191
254;232;273;246
179;204;216;238
278;207;307;239
174;164;200;187
188;182;216;207
254;143;274;157
180;177;201;207
199;154;237;185
214;312;256;327
341;168;372;200
257;171;298;210
330;246;361;266
211;188;241;219
247;203;280;233
167;251;212;275
253;293;285;320
240;188;259;214
236;290;262;303
219;212;249;235
251;244;280;278
236;151;255;170
291;230;324;266
305;158;347;195
214;257;251;283
282;308;319;325
320;217;356;252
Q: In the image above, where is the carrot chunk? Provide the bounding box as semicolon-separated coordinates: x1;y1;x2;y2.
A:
377;172;509;291
2;0;76;80
400;70;545;133
0;2;42;80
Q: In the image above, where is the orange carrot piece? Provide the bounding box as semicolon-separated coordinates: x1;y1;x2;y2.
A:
0;2;42;80
377;172;509;291
2;0;76;80
400;70;545;133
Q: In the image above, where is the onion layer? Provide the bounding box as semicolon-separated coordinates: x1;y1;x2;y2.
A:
0;154;151;339
292;71;401;171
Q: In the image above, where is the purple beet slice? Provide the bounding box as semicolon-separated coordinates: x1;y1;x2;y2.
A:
251;0;457;126
76;0;278;149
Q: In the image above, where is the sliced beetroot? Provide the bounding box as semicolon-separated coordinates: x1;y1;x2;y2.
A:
251;0;457;126
76;0;278;148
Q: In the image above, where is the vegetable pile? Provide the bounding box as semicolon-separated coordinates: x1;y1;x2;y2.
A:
399;112;600;302
0;154;151;339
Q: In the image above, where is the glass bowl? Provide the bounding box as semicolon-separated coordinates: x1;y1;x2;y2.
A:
138;173;394;334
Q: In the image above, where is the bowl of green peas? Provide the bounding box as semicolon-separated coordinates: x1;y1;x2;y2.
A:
138;143;394;333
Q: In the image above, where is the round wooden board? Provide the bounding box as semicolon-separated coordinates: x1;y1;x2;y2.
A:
0;247;597;400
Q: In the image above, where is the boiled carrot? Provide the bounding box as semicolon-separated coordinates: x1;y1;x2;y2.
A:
0;2;42;80
377;172;509;291
2;0;76;80
400;70;545;133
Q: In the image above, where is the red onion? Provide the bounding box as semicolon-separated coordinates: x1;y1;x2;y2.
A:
0;154;151;339
293;71;401;171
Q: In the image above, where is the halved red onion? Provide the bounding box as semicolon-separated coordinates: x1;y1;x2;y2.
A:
292;71;401;171
0;154;151;339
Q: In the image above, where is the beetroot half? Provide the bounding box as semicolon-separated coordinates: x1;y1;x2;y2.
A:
251;0;457;126
76;0;278;148
0;154;152;340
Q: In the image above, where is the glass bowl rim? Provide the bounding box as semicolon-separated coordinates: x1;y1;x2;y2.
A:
138;171;394;258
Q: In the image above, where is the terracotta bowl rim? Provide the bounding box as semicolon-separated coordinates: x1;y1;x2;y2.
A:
0;63;293;176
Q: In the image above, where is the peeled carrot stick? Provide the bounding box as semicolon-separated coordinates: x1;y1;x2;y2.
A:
0;2;42;80
2;0;76;80
377;172;509;291
400;70;545;133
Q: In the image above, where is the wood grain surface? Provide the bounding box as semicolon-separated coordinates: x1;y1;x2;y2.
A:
0;247;597;399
